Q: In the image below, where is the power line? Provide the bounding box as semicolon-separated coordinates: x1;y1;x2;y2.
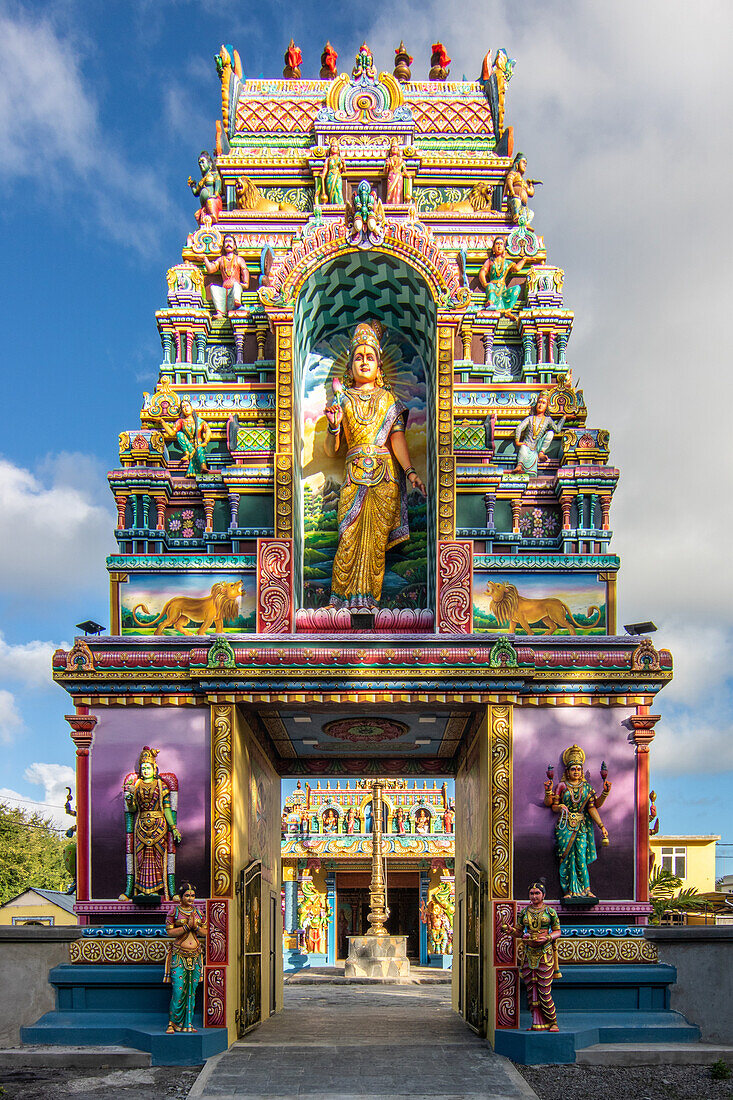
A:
0;794;69;811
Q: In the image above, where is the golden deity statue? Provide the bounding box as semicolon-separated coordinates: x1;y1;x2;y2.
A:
324;321;426;611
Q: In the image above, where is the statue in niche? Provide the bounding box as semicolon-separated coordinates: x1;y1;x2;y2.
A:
513;391;563;477
478;237;528;320
283;39;302;79
320;139;345;205
344;806;358;834
320;41;338;80
394;807;406;834
324;321;426;611
543;744;612;900
153;397;212;477
442;802;455;834
201;234;249;318
323;808;338;833
501;881;561;1031
120;747;180;904
346;180;386;247
504;153;541;225
384;141;409;204
415;808;431;834
165;881;206;1032
188;151;223;226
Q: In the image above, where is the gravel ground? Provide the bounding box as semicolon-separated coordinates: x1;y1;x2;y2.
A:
516;1062;733;1100
0;1064;202;1099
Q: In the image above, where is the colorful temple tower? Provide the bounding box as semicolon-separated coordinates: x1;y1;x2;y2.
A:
37;40;684;1064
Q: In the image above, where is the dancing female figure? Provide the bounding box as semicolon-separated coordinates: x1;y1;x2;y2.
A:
165;882;206;1033
324;321;425;610
502;882;562;1031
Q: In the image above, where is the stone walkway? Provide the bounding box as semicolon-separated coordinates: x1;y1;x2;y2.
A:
189;984;537;1099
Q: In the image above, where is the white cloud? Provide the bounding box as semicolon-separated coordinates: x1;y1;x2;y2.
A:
0;632;70;690
0;10;180;252
0;690;22;743
0;454;114;597
0;762;75;829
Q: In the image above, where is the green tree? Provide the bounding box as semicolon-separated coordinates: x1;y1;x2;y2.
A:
648;866;710;925
0;802;70;905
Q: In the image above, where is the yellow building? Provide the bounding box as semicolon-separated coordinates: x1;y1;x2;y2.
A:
0;888;77;927
650;835;720;894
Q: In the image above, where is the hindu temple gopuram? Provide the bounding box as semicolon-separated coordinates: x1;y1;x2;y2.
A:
27;39;697;1065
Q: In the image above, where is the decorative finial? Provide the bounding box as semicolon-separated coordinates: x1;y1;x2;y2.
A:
320;41;338;80
283;38;302;79
429;42;451;81
393;41;413;83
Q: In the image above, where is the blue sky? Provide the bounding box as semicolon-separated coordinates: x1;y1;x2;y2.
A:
1;0;732;879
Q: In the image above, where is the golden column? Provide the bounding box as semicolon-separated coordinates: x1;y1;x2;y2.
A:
366;778;389;935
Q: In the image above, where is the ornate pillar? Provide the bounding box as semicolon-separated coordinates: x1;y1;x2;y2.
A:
366;780;388;934
185;331;194;363
326;871;337;966
576;493;585;530
65;712;98;902
511;498;521;534
628;711;660;904
195;334;207;365
141;494;151;530
521;330;533;368
154;496;166;531
437;324;456;540
211;704;233;898
203;496;215;534
482;331;494;367
557;332;568;364
600;495;611;531
489;705;518;1032
534;332;543;364
162;333;173;363
460;322;473;362
590;493;598;531
115;494;128;531
228;492;240;531
256;325;268;361
560;498;572;531
484;493;496;529
174;332;182;362
419;870;429;965
274;323;294;538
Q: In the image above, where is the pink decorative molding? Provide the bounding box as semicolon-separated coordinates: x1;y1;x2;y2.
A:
204;966;226;1028
495;967;519;1029
493;901;516;967
257;538;294;633
207;898;229;966
437;541;473;634
295;606;434;634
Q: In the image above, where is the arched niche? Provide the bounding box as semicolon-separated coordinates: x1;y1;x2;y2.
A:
292;250;437;613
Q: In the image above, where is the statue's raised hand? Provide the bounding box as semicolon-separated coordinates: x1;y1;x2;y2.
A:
325;403;343;429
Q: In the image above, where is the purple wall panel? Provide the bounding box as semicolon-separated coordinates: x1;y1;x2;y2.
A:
512;707;636;901
90;707;210;900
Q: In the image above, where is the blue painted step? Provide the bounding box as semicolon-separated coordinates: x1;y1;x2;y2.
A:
21;965;229;1067
494;964;700;1065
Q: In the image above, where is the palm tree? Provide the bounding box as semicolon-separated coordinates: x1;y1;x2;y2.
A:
648;866;711;925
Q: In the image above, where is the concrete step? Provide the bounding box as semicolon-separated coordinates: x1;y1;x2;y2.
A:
0;1045;151;1068
21;1012;228;1067
577;1043;733;1066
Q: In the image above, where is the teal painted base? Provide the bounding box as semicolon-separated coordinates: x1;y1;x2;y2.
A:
21;964;228;1067
494;964;700;1065
283;949;327;971
428;954;453;969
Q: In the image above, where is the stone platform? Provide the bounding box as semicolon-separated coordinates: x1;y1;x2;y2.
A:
344;935;410;980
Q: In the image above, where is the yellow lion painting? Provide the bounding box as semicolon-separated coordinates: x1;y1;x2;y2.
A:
234;178;299;214
132;581;243;635
485;581;601;635
435;182;495;213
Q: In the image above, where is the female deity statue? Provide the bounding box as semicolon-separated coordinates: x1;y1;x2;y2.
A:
415;808;431;834
543;744;612;899
165;882;206;1032
323;808;338;833
502;882;562;1031
344;806;357;834
394;807;406;834
513;391;562;477
188;151;223;226
154;397;212;478
320;139;345;204
384;140;408;204
324;321;426;611
478;237;528;320
120;747;181;903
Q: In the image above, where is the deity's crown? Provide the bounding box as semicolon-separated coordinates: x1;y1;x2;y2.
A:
562;744;585;769
349;320;383;356
139;746;159;767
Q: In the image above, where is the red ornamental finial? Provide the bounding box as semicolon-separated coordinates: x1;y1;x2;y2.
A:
320;40;338;79
429;42;451;80
283;39;302;79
